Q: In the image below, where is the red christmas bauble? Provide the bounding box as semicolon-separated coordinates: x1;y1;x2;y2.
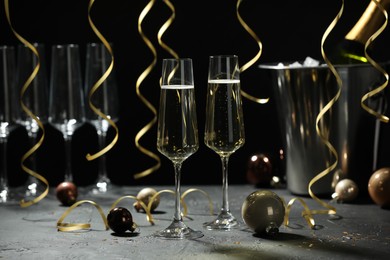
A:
56;181;78;206
246;153;273;186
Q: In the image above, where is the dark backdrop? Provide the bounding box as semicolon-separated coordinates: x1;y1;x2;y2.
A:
2;0;390;188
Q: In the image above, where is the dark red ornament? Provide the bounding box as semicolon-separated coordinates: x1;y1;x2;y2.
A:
246;153;273;186
107;207;136;234
56;181;78;206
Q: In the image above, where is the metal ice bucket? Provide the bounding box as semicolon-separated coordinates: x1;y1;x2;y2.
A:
259;63;386;196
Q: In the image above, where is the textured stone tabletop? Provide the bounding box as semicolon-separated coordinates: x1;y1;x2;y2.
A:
1;185;389;260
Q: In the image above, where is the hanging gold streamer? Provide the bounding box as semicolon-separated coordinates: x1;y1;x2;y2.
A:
361;0;389;123
4;0;49;207
236;0;269;104
284;0;343;228
85;0;119;161
158;0;179;59
57;200;109;232
134;0;161;179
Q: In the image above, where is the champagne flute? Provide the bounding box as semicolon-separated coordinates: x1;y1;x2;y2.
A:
0;46;19;204
84;42;119;194
204;55;245;230
48;44;85;184
16;43;48;199
155;58;203;239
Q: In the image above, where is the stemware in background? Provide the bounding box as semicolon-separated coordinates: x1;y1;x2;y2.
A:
48;44;85;184
155;58;203;239
204;55;245;230
16;43;48;200
84;42;119;194
0;46;19;204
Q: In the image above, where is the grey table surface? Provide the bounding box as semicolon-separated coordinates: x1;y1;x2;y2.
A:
1;185;389;260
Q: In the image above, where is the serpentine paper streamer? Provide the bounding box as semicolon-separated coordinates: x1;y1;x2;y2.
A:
85;0;119;161
285;0;344;228
158;0;179;59
236;0;269;104
57;200;109;232
56;188;213;232
4;0;49;207
134;0;161;179
361;0;389;123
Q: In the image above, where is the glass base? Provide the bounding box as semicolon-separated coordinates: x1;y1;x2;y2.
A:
203;211;238;230
154;219;204;239
23;180;46;199
90;177;111;194
0;187;19;205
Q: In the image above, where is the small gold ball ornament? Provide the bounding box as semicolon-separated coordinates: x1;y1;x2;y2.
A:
241;190;285;236
333;179;359;202
368;168;390;208
133;187;160;212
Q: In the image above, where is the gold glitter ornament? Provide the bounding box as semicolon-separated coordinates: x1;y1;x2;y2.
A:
133;187;160;212
241;190;285;236
333;179;359;202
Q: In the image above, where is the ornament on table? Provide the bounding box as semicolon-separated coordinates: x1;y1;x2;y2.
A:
56;182;78;206
246;153;273;187
331;169;348;190
133;187;160;212
107;207;137;234
241;190;285;236
332;179;359;203
368;167;390;208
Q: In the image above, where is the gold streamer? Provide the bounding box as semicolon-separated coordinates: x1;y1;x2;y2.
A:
361;0;389;123
85;0;119;161
57;200;109;232
181;188;214;217
56;188;213;232
110;195;154;225
236;0;269;104
284;0;343;228
158;0;179;59
4;0;49;207
134;0;161;179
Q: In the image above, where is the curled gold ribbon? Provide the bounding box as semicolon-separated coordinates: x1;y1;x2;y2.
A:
85;0;119;161
4;0;49;207
134;0;161;179
361;0;389;123
158;0;179;59
57;200;109;232
110;195;154;225
236;0;269;104
284;0;343;228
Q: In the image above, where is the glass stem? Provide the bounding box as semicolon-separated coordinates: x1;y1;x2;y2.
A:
220;156;230;213
0;136;8;191
173;162;183;221
64;135;73;182
97;130;107;181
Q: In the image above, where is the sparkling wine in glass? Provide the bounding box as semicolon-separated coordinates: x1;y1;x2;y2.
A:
0;46;19;204
203;55;245;230
48;44;85;184
16;43;48;200
155;58;203;239
84;42;119;194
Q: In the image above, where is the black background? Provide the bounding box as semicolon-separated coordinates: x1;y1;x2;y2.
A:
2;0;390;188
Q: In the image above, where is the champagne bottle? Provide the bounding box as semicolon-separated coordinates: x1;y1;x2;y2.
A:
332;0;390;64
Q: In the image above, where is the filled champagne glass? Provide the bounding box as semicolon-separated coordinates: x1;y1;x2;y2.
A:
84;42;119;194
0;46;19;204
48;44;85;184
16;43;48;200
204;55;245;230
155;58;203;239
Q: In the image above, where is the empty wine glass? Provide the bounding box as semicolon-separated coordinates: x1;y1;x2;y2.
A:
203;55;245;230
48;44;85;184
0;46;19;204
16;43;48;200
155;58;203;239
84;42;119;194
